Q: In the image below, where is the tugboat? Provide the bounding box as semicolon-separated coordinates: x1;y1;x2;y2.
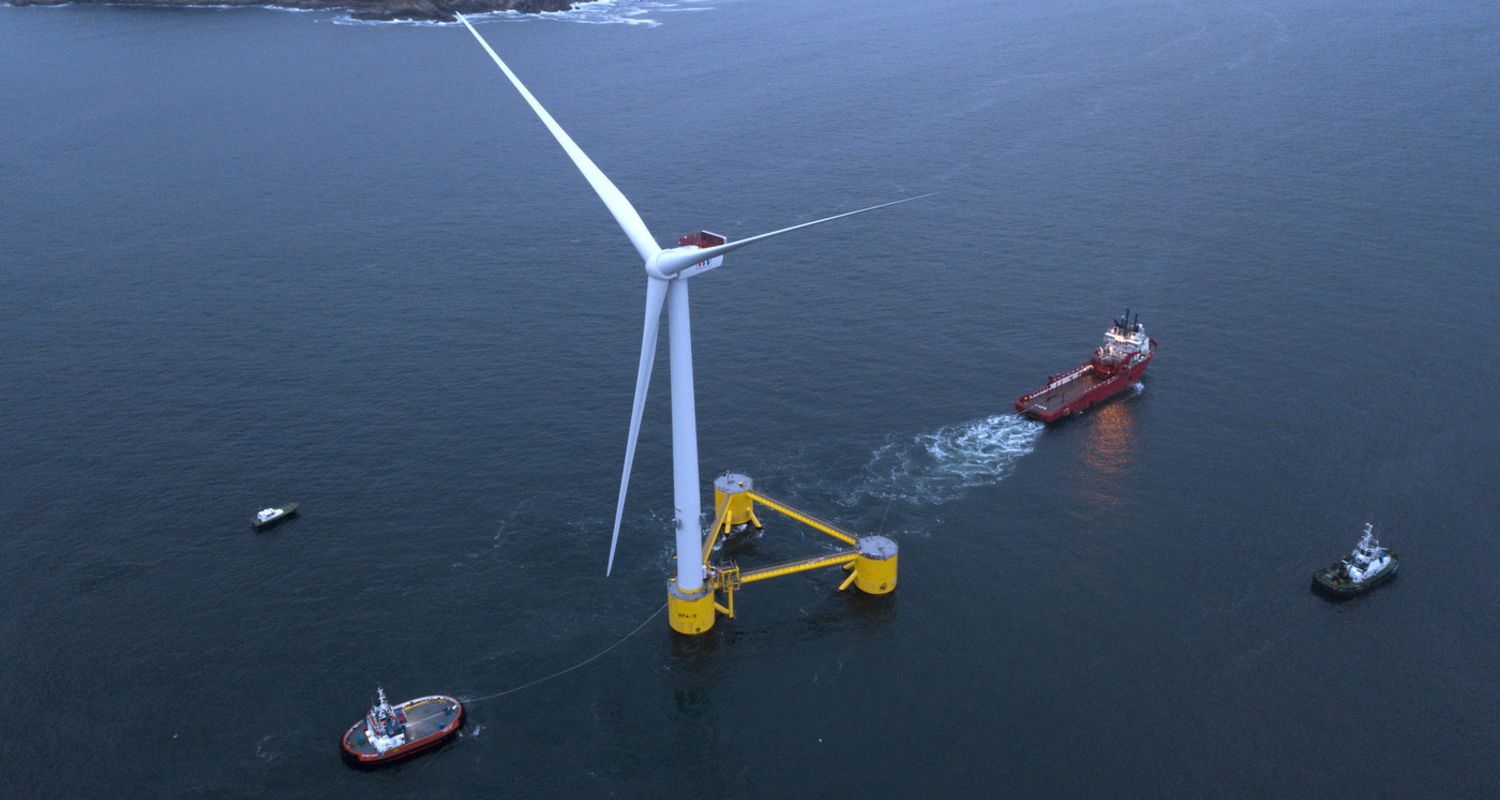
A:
251;503;298;530
340;688;463;767
1016;311;1156;423
1312;523;1399;598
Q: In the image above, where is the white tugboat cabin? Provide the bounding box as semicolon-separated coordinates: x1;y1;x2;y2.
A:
1342;524;1392;583
1313;523;1399;597
364;688;408;753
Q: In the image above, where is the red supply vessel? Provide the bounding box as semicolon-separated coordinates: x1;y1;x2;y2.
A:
1016;311;1156;422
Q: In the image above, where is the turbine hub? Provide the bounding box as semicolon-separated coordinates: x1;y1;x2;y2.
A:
650;231;728;279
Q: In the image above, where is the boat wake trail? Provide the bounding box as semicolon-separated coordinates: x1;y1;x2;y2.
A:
845;414;1044;506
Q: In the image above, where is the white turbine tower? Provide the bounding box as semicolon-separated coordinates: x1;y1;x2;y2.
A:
457;15;925;632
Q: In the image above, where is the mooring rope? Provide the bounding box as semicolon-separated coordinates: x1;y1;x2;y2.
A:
463;602;667;704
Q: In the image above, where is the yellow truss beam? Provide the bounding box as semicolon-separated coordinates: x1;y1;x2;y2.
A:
737;550;858;585
701;501;733;565
744;491;859;546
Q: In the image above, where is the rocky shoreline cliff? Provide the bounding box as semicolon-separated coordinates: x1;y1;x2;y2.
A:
8;0;579;22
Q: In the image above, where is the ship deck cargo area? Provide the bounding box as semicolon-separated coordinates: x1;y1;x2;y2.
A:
343;697;459;757
1019;371;1106;416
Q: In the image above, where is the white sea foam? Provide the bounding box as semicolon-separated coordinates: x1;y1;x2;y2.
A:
846;414;1045;506
254;733;284;761
329;0;700;27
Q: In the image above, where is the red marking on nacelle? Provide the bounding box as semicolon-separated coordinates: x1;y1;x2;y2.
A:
678;230;727;249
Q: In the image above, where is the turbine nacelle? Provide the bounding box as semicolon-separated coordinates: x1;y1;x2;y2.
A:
648;194;935;281
649;234;727;280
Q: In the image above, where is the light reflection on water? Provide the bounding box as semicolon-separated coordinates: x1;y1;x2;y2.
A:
1078;385;1140;512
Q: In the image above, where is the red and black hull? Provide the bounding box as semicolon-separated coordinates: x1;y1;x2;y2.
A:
1311;556;1399;599
1016;345;1154;423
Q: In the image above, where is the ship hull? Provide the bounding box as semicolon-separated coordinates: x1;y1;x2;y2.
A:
1015;348;1154;423
341;695;464;767
1312;557;1399;598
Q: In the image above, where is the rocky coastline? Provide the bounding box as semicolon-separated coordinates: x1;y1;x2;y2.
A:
7;0;579;23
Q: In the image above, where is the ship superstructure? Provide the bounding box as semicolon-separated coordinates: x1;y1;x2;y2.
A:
1016;311;1156;422
1313;523;1399;597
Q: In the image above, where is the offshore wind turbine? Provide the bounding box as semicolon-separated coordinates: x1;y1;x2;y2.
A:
456;14;923;633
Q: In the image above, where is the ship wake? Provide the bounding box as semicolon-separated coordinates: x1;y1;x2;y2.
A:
846;414;1044;506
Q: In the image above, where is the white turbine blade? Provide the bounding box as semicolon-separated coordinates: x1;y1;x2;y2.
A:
654;193;935;277
456;13;660;262
606;276;669;576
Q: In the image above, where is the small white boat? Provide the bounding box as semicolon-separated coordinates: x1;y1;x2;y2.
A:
252;502;299;530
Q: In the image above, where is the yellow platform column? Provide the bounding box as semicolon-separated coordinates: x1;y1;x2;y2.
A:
668;578;716;635
713;473;762;534
853;535;899;595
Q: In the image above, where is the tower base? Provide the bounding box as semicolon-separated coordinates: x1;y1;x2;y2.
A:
667;579;716;635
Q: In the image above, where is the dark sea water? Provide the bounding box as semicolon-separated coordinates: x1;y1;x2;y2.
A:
4;0;1499;796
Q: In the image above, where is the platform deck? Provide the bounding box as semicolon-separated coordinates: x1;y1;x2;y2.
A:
1020;372;1106;417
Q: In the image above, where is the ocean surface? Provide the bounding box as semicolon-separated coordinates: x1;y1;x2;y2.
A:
4;0;1499;796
